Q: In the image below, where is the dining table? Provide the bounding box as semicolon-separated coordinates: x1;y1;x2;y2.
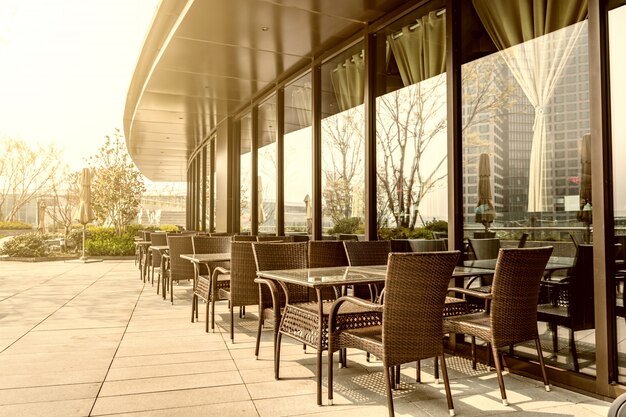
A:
256;264;496;406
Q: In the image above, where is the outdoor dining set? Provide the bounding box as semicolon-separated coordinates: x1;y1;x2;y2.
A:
133;231;582;417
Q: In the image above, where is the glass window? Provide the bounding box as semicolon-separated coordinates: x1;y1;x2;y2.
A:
284;73;312;236
258;95;277;234
373;7;449;238
321;43;365;237
610;4;626;383
240;113;252;233
463;0;590;373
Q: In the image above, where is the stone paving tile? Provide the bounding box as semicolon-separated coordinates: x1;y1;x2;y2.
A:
0;260;613;417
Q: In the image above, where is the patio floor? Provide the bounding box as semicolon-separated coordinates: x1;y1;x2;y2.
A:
0;260;612;416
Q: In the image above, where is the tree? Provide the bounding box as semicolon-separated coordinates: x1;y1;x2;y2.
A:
89;129;145;235
45;169;80;244
0;136;62;221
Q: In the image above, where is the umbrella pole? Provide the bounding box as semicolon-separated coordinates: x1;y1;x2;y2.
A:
81;224;86;261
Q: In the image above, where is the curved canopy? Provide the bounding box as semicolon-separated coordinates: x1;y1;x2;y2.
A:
124;0;407;181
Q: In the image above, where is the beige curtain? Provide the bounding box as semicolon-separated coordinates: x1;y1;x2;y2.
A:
473;0;587;212
331;52;365;112
387;10;446;86
292;81;312;128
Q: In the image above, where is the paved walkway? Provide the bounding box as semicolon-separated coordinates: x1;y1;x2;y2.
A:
0;260;612;416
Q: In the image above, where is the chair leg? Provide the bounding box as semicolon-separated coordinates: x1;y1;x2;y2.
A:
440;351;455;416
471;336;477;369
535;337;550;391
491;345;508;405
551;323;558;353
275;332;282;380
487;342;492;369
395;365;401;386
328;345;335;406
210;297;217;332
383;365;395;417
170;278;174;303
191;294;196;323
255;316;263;359
230;307;234;343
434;356;440;383
416;360;421;383
205;300;209;333
569;328;580;372
316;349;323;405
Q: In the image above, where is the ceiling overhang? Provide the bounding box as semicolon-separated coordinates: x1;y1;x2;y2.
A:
124;0;409;181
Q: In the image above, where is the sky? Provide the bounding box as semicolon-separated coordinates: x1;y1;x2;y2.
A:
0;0;160;172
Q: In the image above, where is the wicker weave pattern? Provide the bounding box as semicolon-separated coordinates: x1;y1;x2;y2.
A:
309;241;349;268
252;242;310;303
218;242;257;306
233;235;258;241
150;233;168;267
343;240;391;266
166;235;194;282
192;236;231;275
257;235;295;242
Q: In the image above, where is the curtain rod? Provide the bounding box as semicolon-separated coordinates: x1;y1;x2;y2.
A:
390;8;446;38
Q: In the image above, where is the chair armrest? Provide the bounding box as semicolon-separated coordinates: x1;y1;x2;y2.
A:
328;295;383;334
254;277;282;314
448;287;493;299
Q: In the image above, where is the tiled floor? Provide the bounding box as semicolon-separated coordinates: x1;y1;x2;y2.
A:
0;260;613;416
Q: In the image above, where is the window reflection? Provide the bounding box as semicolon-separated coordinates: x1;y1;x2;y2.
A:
240;113;252;233
258;95;277;234
375;9;448;238
462;0;591;374
284;74;312;235
321;44;365;238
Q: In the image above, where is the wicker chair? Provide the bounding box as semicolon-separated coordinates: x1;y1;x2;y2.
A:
164;235;194;303
233;235;257;241
536;244;594;372
257;235;294;242
191;236;232;331
308;240;349;301
210;241;258;341
327;251;461;417
252;242;309;364
444;246;554;406
343;240;391;301
149;232;168;286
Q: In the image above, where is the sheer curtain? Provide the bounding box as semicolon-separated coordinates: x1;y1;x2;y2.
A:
292;81;312;128
331;52;365;112
386;10;446;86
472;0;587;212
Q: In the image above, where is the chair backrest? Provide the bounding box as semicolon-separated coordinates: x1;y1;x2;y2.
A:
489;246;553;347
338;234;359;241
432;231;448;240
409;239;446;252
192;236;231;254
150;232;168;246
567;244;595;329
150;232;168;266
166;235;195;281
343;240;392;266
233;235;258;242
229;241;259;306
468;238;501;259
382;251;460;362
252;242;310;305
257;235;294;242
309;241;349;268
142;231;152;241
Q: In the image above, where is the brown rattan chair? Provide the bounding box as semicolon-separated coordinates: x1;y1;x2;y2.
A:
233;235;257;241
252;242;310;364
343;240;391;301
149;232;168;286
536;244;595;372
327;251;461;417
444;246;554;406
191;236;232;331
209;241;259;341
257;235;294;242
309;240;349;268
164;235;195;303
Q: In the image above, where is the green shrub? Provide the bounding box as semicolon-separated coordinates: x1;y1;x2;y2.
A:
85;227;135;256
159;224;180;232
0;232;48;257
327;217;362;235
424;219;448;232
0;221;32;230
378;227;433;240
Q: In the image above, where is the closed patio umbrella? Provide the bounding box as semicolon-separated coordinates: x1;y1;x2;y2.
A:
577;134;592;243
475;153;496;232
73;168;100;262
